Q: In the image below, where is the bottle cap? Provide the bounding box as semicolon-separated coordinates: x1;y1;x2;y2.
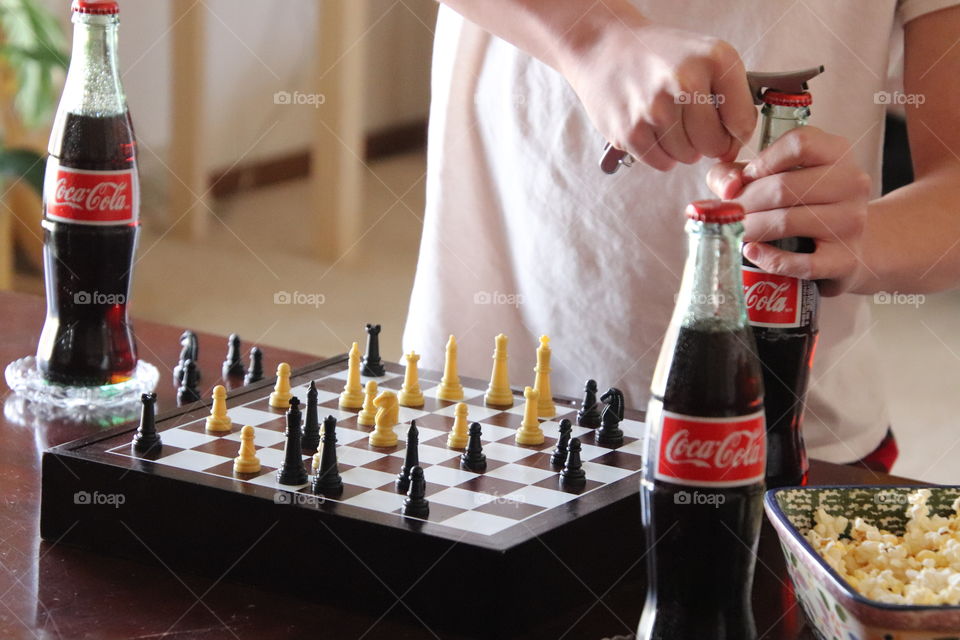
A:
685;200;744;224
762;89;812;107
72;0;120;15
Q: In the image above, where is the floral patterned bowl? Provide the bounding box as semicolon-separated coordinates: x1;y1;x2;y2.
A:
764;485;960;640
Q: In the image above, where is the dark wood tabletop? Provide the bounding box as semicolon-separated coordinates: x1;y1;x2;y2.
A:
0;291;919;640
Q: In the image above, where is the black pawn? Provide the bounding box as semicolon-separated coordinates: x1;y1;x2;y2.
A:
244;346;263;385
312;415;343;496
277;397;307;485
221;333;244;378
597;387;625;447
550;419;572;467
401;466;429;519
460;422;487;472
301;381;320;451
560;437;586;490
172;330;199;387
176;359;201;405
361;323;385;377
577;379;602;428
132;392;161;453
396;420;420;493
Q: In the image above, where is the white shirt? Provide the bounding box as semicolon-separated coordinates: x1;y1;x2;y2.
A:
404;0;959;463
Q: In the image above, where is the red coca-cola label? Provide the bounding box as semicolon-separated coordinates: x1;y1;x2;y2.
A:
742;265;801;328
44;161;138;224
655;409;765;487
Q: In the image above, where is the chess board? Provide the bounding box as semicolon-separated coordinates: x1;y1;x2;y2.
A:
41;356;648;636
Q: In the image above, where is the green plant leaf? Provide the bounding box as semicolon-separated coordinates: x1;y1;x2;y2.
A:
0;147;45;194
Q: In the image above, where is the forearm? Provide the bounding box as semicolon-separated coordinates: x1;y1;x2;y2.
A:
853;166;960;294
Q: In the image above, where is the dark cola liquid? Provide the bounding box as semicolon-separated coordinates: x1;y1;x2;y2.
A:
639;326;765;640
37;112;139;385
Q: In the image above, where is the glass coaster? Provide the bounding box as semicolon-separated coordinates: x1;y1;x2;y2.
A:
5;356;159;411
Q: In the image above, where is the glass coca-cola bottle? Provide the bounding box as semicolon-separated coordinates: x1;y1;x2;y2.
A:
639;200;766;640
36;0;140;386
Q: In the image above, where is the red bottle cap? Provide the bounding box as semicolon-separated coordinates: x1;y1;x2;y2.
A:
762;89;812;107
685;200;744;224
71;0;120;15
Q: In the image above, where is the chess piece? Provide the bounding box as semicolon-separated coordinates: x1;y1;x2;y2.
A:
577;379;602;428
177;359;201;405
277;397;307;485
560;437;586;490
396;421;420;494
244;346;263;384
515;386;544;445
339;342;364;408
550;419;572;467
361;323;385;377
132;392;161;453
312;415;343;496
461;422;487;472
597;387;625;447
401;466;430;519
436;334;464;401
533;335;556;418
301;381;320;450
233;425;261;473
357;380;378;426
446;402;469;449
398;351;425;407
484;333;513;407
269;362;293;409
222;333;244;378
369;390;400;447
205;385;233;432
173;330;199;387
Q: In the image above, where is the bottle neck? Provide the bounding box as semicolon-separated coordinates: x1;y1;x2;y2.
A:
758;102;809;150
674;220;748;331
61;13;125;116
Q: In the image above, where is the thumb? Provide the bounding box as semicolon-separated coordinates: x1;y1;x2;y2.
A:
706;161;747;200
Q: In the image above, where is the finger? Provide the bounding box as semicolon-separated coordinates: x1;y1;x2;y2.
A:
742;127;849;180
743;240;856;284
742;203;864;244
625;123;677;172
709;46;756;144
682;98;733;159
649;95;700;164
706;161;747;199
736;165;867;212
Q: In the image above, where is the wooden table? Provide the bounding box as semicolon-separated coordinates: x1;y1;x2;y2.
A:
0;291;918;639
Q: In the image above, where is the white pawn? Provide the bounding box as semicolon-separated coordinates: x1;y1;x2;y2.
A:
447;402;469;449
357;380;378;426
233;425;261;473
515;386;544;445
206;385;233;432
269;362;293;409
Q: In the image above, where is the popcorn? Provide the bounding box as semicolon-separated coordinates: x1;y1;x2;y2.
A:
805;490;960;605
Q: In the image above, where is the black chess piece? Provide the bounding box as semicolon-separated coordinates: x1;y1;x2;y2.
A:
560;437;586;490
460;422;487;472
577;379;601;428
277;397;307;485
597;387;625;447
176;359;201;405
301;381;320;451
550;418;572;467
361;323;385;377
221;333;244;378
312;415;343;496
173;330;199;387
396;420;420;494
244;346;263;385
401;466;429;519
132;392;161;453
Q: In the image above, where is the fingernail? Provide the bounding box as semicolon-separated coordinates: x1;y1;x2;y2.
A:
742;163;757;180
743;242;759;261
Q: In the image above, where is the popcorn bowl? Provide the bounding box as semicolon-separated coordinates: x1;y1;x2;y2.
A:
764;485;960;639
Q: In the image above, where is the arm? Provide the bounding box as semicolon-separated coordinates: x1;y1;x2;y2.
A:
437;0;757;169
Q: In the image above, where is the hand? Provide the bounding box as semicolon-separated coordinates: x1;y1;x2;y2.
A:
706;126;872;296
561;16;756;171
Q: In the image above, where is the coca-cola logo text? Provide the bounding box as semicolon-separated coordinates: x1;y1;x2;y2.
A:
665;428;764;471
742;266;800;327
54;178;129;212
655;410;765;487
44;163;138;224
744;280;790;313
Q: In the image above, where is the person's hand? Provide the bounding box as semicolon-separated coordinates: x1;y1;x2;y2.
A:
561;16;756;171
706;127;871;296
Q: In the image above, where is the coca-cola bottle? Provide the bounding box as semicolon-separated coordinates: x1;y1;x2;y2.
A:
742;68;823;488
639;200;766;640
36;0;140;386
